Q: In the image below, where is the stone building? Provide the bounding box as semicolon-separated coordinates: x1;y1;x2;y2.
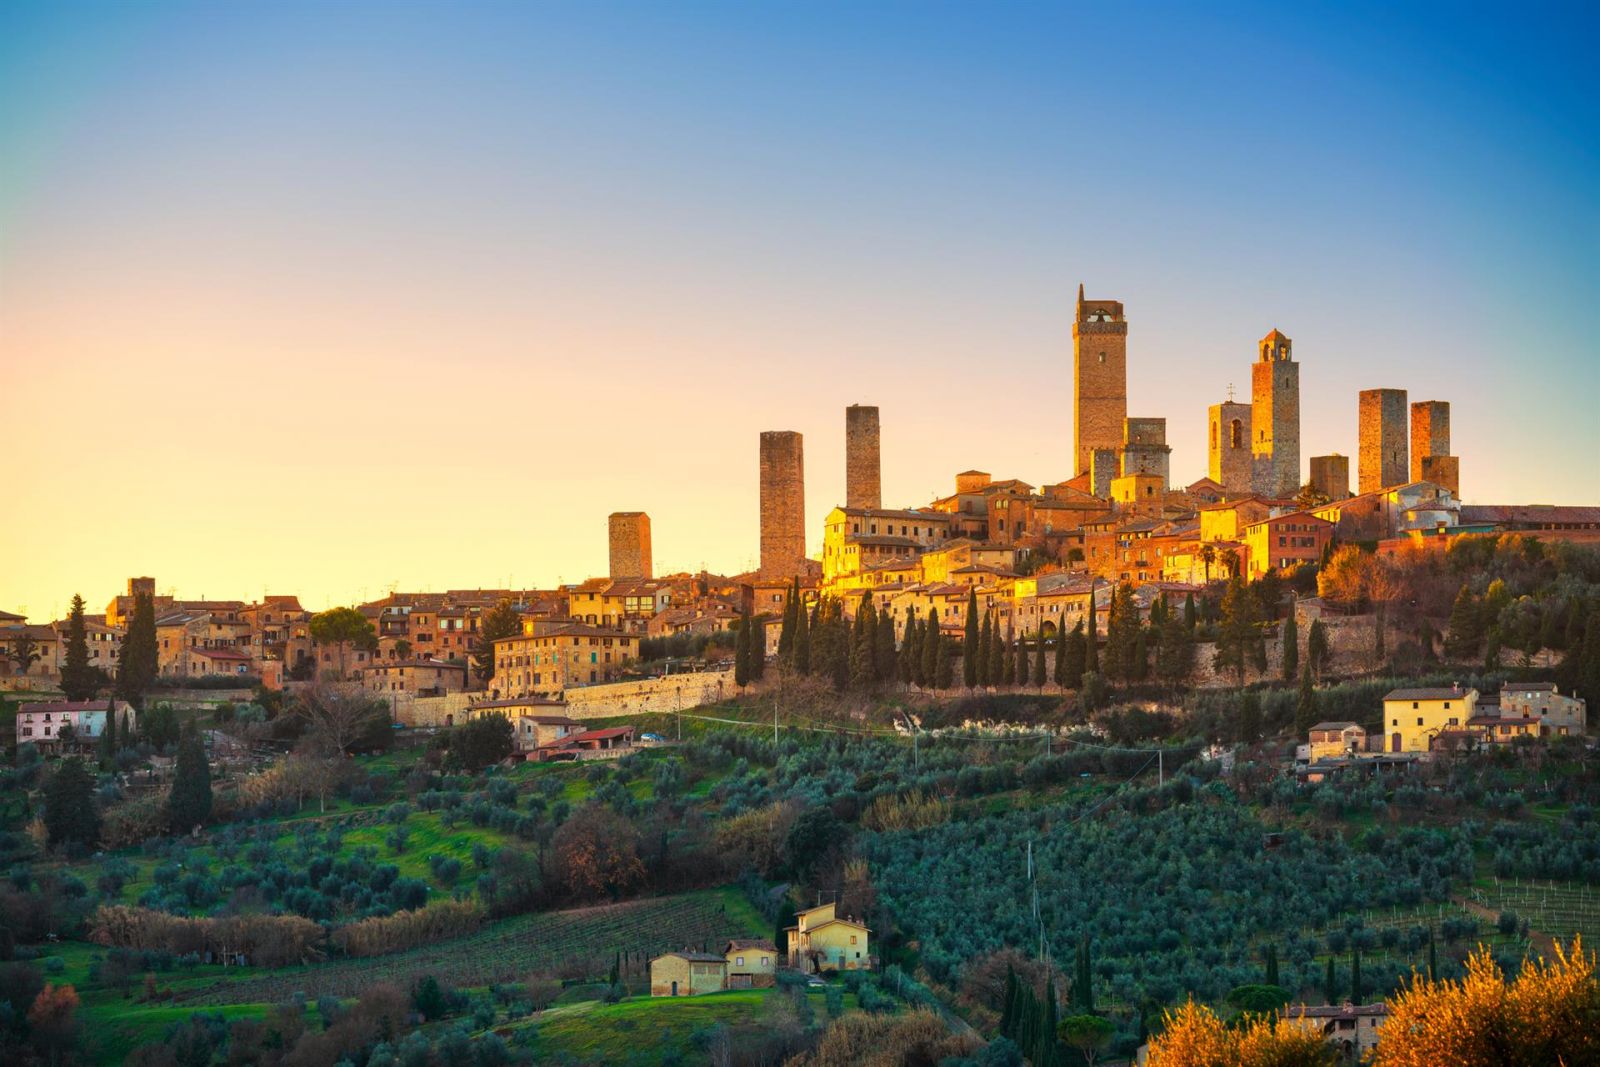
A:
1410;400;1457;494
1309;454;1351;501
1251;329;1300;498
1119;417;1170;489
1359;388;1409;493
1208;400;1252;495
845;404;881;510
1072;285;1128;476
759;430;807;578
607;511;652;579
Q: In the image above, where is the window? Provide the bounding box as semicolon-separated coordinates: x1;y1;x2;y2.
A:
1417;717;1423;726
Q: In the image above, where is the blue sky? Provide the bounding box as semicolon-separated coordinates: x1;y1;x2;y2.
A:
1;1;1596;612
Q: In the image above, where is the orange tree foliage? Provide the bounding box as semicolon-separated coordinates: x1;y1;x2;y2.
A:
1373;937;1600;1067
1145;1000;1337;1067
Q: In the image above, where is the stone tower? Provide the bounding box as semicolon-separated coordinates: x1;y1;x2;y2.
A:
1120;417;1171;490
759;431;806;578
1089;449;1119;500
607;512;652;579
1072;284;1128;476
1410;401;1450;482
1208;401;1253;495
844;404;881;510
1422;455;1460;497
1251;329;1300;498
1309;454;1350;501
1358;389;1409;494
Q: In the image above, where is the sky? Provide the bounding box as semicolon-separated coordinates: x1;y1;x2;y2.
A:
2;0;1597;619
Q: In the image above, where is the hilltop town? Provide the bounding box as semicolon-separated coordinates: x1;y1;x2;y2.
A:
3;290;1599;1067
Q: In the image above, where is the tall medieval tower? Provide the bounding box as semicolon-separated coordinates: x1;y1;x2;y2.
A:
759;431;806;578
1358;389;1409;493
607;512;652;579
1208;399;1253;495
1072;285;1128;477
1251;329;1300;498
1410;400;1458;494
844;404;881;510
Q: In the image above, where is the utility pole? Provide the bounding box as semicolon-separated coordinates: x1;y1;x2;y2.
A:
1159;748;1164;788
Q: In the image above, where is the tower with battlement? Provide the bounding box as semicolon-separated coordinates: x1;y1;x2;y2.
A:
1309;455;1351;501
759;431;806;578
1251;329;1300;498
1073;285;1128;477
1359;389;1409;493
845;404;881;510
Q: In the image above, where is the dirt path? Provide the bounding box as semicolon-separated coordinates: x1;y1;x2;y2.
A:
1451;894;1559;957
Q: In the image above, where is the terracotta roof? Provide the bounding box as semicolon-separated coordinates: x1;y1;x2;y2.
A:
191;647;253;661
1385;687;1473;701
19;699;132;715
657;951;727;964
1309;721;1362;732
725;939;778;953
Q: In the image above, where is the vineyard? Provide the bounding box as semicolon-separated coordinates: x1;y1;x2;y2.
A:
1467;878;1600;946
182;888;765;1005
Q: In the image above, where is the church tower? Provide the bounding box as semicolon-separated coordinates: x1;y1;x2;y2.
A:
1072;284;1128;477
1251;328;1300;498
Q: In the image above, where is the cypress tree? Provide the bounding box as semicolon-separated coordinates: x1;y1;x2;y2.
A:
1032;631;1046;690
850;593;877;689
1017;631;1031;687
1001;624;1015;686
1427;931;1438;981
777;580;798;665
61;594;96;701
749;615;765;680
98;701;117;767
1132;627;1149;682
1350;946;1363;1004
1308;618;1329;678
43;757;100;849
934;626;953;689
876;607;897;684
1264;943;1279;987
1061;622;1086;690
986;612;1004;686
974;609;990;687
1053;623;1067;685
1085;588;1099;673
1037;976;1060;1067
795;598;811;675
1074;936;1095;1014
922;610;940;688
168;724;213;834
1281;611;1299;680
1184;591;1197;631
963;588;980;689
1295;661;1318;736
734;612;752;687
1374;602;1387;661
1325;955;1338;1004
999;966;1018;1040
116;591;159;709
1239;690;1262;744
1442;587;1480;660
905;609;923;687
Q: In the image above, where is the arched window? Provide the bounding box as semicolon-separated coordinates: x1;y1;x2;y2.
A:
1211;421;1219;450
1230;419;1243;449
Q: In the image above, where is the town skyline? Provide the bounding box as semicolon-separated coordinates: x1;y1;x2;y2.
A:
4;1;1597;614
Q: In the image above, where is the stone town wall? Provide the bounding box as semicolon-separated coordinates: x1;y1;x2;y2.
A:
392;669;735;728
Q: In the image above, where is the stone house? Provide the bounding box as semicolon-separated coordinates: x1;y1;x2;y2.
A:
363;658;469;698
1284;1003;1388;1063
650;951;728;996
1305;722;1366;762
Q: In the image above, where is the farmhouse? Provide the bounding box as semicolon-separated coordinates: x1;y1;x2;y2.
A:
784;902;872;973
649;950;728;997
1284;1002;1388;1062
1381;686;1480;753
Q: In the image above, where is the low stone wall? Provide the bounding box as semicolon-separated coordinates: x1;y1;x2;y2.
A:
563;669;733;721
390;670;735;728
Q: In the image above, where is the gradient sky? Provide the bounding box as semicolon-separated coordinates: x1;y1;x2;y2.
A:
3;1;1597;620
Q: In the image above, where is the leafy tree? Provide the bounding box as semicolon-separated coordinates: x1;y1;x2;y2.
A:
168;724;213;833
1214;577;1263;684
963;589;981;688
308;606;378;679
140;703;180;749
1058;1015;1113;1067
1280;611;1298;681
300;684;388;756
60;594;97;701
27;982;81;1064
413;976;447;1021
550;804;645;901
472;598;522;684
1443;585;1482;660
44;757;100;848
1375;939;1599;1067
453;712;515;771
785;805;845;883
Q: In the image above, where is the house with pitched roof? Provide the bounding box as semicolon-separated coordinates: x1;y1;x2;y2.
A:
785;902;872;973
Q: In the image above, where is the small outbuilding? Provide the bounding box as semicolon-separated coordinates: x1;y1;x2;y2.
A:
649;950;728;997
723;939;779;988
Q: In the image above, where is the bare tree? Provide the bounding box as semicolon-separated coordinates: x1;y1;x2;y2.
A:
297;683;379;757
